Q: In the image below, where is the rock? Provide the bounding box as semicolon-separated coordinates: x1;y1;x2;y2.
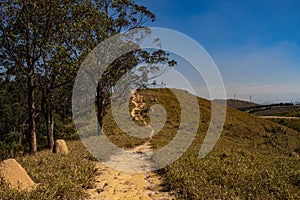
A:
53;139;69;154
0;158;36;191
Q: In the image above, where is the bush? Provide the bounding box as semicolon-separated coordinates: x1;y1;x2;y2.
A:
0;141;24;160
54;116;79;141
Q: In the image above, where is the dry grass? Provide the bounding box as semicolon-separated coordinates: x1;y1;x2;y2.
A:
101;88;300;199
0;140;96;200
162;150;300;199
2;88;299;199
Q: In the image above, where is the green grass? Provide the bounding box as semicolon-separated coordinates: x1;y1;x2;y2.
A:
0;140;96;200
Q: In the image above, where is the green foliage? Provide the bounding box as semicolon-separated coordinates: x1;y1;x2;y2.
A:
54;115;79;141
0;0;171;154
0;141;24;160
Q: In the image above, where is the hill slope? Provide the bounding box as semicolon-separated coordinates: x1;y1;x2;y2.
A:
251;105;300;116
0;141;95;199
2;89;298;199
214;99;259;109
103;88;300;199
105;89;299;154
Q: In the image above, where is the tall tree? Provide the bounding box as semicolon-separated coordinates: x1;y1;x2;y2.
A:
1;0;173;153
0;0;97;153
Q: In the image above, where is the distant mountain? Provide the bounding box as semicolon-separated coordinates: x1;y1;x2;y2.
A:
213;99;259;109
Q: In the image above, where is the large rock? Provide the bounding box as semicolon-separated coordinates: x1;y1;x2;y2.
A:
0;158;36;191
53;139;69;154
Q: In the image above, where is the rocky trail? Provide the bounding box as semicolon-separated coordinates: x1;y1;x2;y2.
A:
85;141;174;200
85;90;175;199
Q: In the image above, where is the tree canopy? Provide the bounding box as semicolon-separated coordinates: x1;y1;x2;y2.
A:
0;0;175;156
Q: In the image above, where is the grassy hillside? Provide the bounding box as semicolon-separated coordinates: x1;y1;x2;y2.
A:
104;88;300;199
266;117;300;133
214;99;259;109
242;104;300;116
0;141;95;200
2;88;299;199
252;106;300;116
105;88;299;153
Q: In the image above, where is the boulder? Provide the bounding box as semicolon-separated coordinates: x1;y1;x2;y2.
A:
0;158;36;191
53;139;69;154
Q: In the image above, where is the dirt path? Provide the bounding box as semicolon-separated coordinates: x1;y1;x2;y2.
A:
258;116;300;120
85;141;174;200
85;91;174;199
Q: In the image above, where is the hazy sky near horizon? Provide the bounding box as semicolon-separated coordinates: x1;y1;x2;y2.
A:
136;0;300;103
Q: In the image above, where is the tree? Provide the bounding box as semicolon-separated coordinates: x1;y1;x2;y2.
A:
1;0;173;153
1;1;84;153
0;0;87;153
95;48;175;129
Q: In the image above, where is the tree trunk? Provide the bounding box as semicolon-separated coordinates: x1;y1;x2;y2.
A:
96;82;103;134
28;75;37;155
46;108;54;151
42;88;55;150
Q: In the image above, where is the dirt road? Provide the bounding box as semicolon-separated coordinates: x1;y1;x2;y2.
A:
85;141;174;200
258;116;300;120
85;91;174;199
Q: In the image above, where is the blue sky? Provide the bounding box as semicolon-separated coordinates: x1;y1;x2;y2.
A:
136;0;300;103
